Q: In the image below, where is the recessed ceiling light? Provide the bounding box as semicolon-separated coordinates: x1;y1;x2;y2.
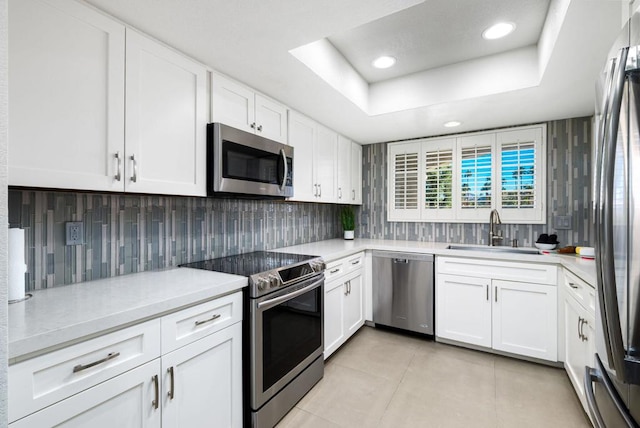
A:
482;22;516;40
372;56;396;69
444;121;462;128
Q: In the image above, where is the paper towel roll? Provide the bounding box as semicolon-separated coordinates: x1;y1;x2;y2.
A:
9;228;26;301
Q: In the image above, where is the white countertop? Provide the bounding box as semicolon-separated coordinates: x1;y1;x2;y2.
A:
276;238;597;287
8;268;247;362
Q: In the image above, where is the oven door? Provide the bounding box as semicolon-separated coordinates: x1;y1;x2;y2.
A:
251;273;324;410
209;122;293;197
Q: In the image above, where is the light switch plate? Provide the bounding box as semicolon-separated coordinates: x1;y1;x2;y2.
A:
554;215;572;230
65;222;84;245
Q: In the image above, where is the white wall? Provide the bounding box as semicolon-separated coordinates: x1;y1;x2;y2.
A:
0;0;8;425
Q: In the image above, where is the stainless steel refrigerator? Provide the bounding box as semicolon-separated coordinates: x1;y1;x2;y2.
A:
589;11;640;428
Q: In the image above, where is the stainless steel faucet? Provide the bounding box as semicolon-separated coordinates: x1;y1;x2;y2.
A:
489;209;503;246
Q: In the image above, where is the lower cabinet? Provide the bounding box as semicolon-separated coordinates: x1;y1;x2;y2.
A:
436;257;558;362
562;269;596;415
324;253;365;359
9;293;243;428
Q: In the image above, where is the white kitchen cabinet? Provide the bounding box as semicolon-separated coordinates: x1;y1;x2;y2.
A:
350;142;363;204
10;360;162;428
562;269;596;415
8;0;126;191
492;280;557;361
436;257;558;362
125;29;208;196
162;322;242;428
211;73;288;144
324;253;365;358
288;110;337;203
336;137;363;205
436;273;492;348
9;292;243;427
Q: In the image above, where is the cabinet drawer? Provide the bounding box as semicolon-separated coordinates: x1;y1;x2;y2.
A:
344;252;364;274
563;269;596;313
9;319;161;423
325;259;346;282
437;256;557;285
161;292;242;354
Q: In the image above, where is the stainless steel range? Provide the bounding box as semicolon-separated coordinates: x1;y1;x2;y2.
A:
182;251;325;428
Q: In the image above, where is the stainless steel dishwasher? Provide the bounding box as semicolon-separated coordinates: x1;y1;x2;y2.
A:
372;251;434;335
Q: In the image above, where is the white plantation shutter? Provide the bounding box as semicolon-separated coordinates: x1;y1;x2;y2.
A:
497;127;545;223
422;138;455;220
388;142;421;220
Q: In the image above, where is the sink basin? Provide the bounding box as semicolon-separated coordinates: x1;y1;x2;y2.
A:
447;245;541;255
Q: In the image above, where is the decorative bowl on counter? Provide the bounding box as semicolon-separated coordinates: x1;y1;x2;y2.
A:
535;242;557;250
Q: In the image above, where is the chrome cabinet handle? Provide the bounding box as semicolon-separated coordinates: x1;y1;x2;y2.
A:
257;124;262;131
152;374;159;410
195;313;221;326
73;351;120;373
318;184;322;197
578;317;584;340
250;122;256;129
314;184;318;197
486;284;489;301
338;187;342;199
330;268;340;274
494;285;497;302
279;148;288;192
568;282;579;289
352;189;356;200
130;154;138;183
167;366;175;400
348;280;351;294
114;152;122;181
344;282;348;296
351;260;360;265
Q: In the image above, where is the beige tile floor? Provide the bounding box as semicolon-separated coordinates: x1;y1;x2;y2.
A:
277;326;592;428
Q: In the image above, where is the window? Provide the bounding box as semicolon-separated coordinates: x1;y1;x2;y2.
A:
388;124;546;223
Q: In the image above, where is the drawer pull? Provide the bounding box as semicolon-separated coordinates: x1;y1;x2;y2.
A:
568;282;579;289
72;351;120;373
167;366;175;399
330;268;340;274
194;313;221;326
152;374;159;410
351;260;360;265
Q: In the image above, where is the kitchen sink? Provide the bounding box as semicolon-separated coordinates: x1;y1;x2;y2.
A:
447;245;542;255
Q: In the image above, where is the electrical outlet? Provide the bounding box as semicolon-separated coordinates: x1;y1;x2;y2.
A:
66;222;84;245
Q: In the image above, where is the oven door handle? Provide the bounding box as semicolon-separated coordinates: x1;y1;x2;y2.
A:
257;277;323;311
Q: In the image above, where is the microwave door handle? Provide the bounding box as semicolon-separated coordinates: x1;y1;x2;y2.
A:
598;46;628;381
257;277;323;311
279;148;288;192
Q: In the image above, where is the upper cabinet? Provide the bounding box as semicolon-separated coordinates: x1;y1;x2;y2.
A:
211;73;288;144
337;135;362;205
288;111;345;203
125;30;208;196
388;124;546;223
8;0;126;192
8;0;208;196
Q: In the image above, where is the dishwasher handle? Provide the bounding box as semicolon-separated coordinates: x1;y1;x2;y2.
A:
393;258;409;264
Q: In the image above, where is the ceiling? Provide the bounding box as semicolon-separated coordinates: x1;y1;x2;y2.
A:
84;0;626;144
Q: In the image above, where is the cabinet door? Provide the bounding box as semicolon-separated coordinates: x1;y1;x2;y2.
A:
315;124;338;203
255;94;288;144
125;30;207;196
324;279;346;359
563;294;588;401
211;73;256;134
350;142;363;205
162;323;242;428
492;280;557;361
8;0;125;191
10;360;161;428
436;274;492;347
288;111;316;202
344;272;364;337
336;135;352;204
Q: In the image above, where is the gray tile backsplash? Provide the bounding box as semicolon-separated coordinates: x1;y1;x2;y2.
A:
357;116;594;248
10;116;593;291
9;193;341;291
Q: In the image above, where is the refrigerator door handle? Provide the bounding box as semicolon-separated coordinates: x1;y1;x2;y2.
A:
584;366;607;428
597;46;629;381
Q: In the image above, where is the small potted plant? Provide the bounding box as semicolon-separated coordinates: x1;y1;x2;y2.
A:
341;206;355;240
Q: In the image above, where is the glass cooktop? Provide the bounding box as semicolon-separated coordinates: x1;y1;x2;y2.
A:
180;251;319;277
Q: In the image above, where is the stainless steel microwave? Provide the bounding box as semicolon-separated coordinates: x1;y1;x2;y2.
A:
207;123;293;198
